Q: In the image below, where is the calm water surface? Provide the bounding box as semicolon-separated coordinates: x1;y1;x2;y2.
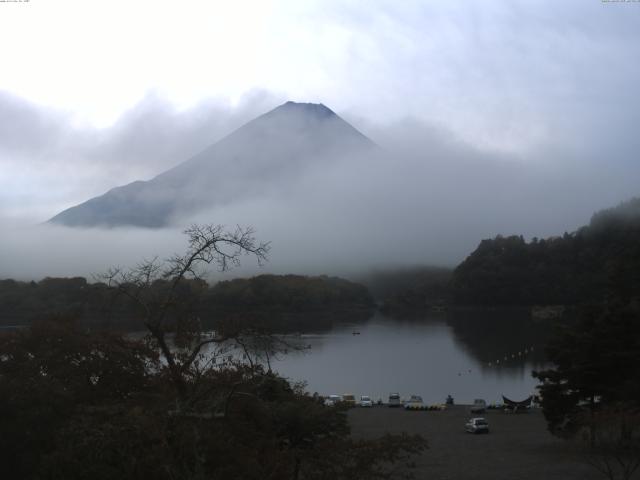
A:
270;312;548;405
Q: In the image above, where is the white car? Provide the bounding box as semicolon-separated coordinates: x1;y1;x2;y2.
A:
465;417;489;434
360;395;373;407
324;394;342;406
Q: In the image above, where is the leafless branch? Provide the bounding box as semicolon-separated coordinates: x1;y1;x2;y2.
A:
101;223;270;400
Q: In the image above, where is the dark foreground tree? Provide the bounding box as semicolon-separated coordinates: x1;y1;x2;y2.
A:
0;224;427;479
0;318;426;479
103;223;271;399
534;300;640;480
533;302;640;436
0;318;158;479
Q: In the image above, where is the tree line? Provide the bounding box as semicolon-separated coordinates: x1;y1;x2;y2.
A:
450;198;640;307
0;273;373;332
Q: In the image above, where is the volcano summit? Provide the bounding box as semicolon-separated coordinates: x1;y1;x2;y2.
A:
49;102;375;228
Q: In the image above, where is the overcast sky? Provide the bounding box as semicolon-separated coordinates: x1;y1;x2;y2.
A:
1;0;640;278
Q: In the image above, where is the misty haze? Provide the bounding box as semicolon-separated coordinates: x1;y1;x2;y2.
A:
2;96;637;280
2;2;640;480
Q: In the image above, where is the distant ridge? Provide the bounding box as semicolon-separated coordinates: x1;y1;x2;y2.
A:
49;102;376;228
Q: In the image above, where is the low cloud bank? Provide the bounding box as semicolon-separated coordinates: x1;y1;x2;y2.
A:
1;92;639;281
2;128;637;281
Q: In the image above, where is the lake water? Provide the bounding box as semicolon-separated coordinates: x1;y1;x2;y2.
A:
269;311;549;405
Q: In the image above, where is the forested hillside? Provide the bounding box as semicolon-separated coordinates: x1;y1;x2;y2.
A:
451;198;640;306
205;274;372;311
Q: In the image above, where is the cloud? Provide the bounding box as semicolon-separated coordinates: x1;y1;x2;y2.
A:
0;90;285;221
176;120;637;277
0;221;187;280
12;138;636;282
2;1;639;223
2;0;640;154
1;86;640;281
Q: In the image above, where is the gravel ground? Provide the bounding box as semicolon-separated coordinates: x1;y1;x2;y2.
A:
348;405;603;480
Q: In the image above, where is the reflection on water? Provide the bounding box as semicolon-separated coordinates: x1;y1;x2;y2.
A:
270;311;550;404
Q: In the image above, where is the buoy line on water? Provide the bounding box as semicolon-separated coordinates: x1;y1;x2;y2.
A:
486;345;537;368
451;345;539;377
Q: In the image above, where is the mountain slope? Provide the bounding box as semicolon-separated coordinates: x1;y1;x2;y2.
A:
49;102;375;228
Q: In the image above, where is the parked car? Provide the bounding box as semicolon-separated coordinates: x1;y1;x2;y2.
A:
470;398;487;413
404;395;427;410
388;392;401;407
360;395;373;407
342;393;357;407
465;417;489;434
324;394;342;406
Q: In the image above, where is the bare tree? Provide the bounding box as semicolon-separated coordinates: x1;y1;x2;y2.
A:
234;328;308;373
103;224;270;398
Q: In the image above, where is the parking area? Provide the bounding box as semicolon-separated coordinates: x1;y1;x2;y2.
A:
348;405;601;480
